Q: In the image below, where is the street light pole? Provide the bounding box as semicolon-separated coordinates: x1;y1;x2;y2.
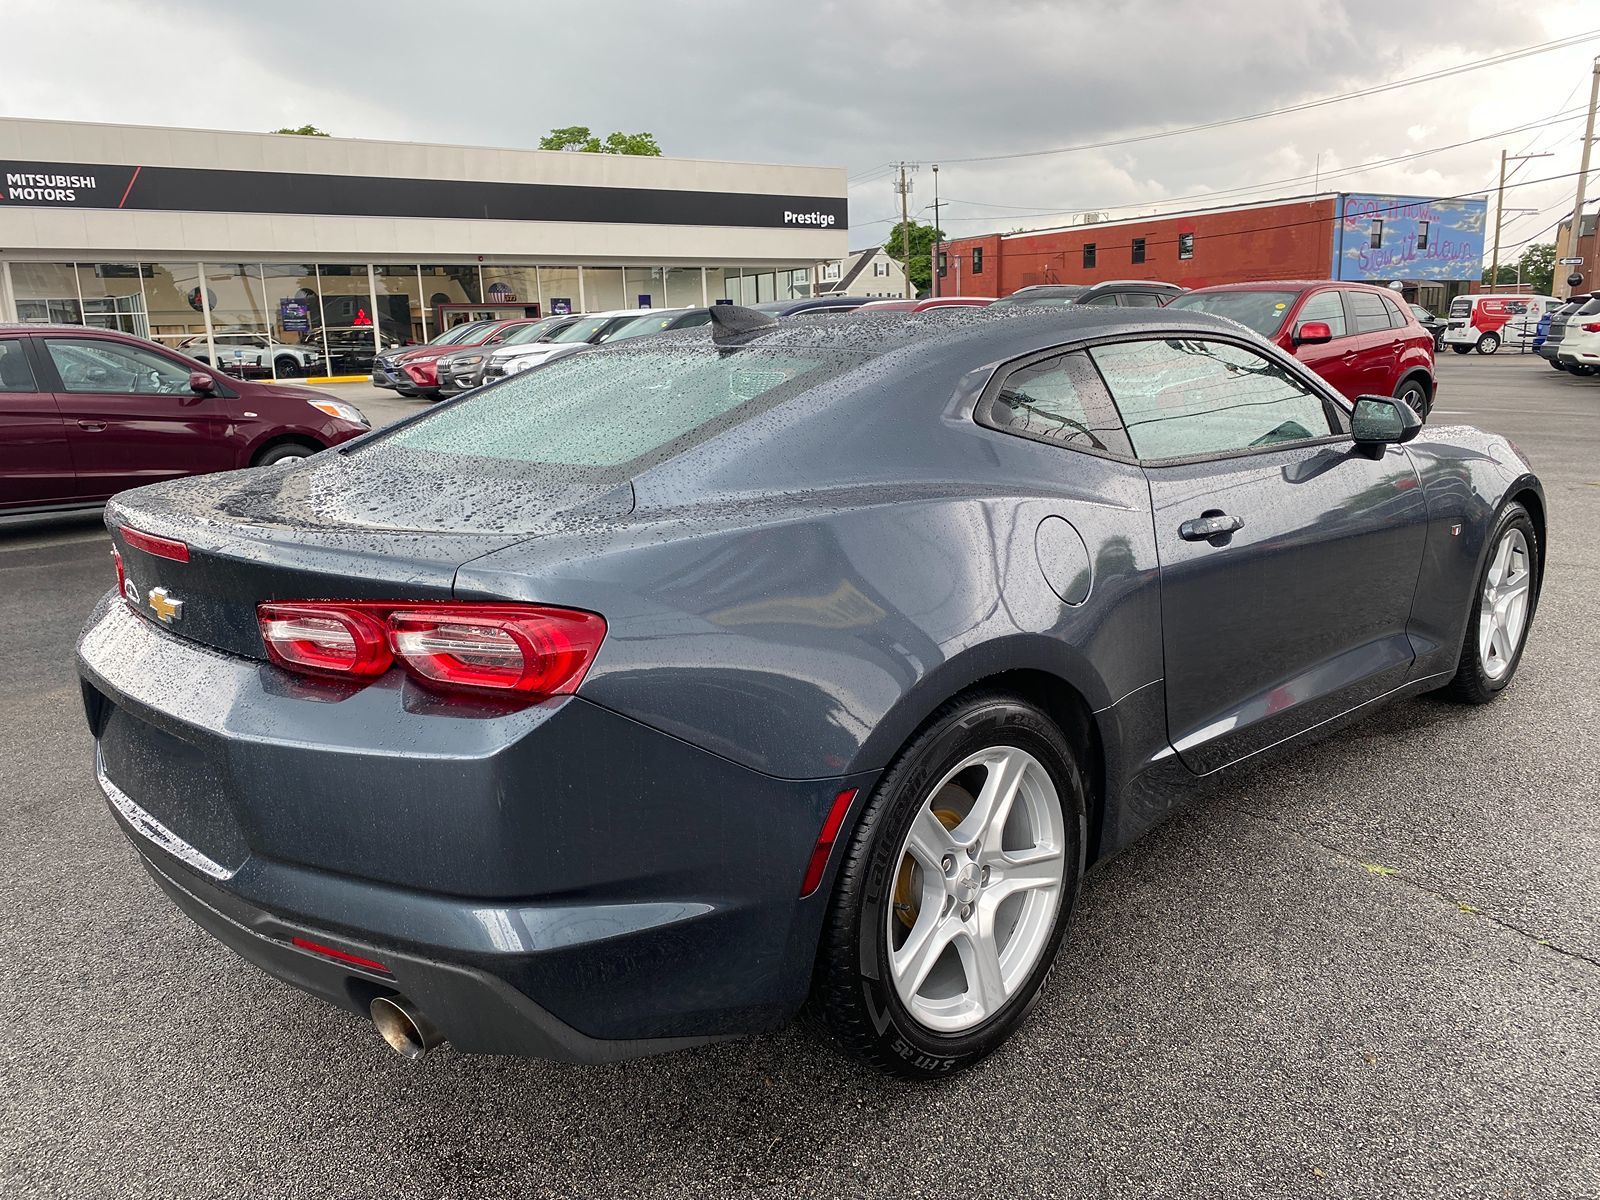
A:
931;164;942;298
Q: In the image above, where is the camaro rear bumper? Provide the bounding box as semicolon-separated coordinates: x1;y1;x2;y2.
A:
77;595;872;1057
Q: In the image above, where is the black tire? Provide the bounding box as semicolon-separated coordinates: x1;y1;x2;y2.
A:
1476;332;1500;355
1441;502;1538;705
810;691;1084;1078
1549;358;1569;371
254;442;319;467
1395;376;1430;420
1451;345;1472;355
420;389;445;403
273;355;303;378
1573;364;1600;378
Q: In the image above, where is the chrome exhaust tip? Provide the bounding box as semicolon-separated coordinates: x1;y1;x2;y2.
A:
370;995;445;1061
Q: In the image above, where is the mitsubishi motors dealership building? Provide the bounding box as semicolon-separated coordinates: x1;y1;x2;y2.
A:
0;117;848;373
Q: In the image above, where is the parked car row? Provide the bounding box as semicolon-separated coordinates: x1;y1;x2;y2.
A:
1539;292;1600;376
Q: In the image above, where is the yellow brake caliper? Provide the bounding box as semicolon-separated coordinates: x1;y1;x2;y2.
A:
894;807;962;929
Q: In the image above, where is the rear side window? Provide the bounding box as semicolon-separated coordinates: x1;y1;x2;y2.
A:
381;346;862;469
0;340;37;392
1090;337;1334;462
1380;295;1409;328
1348;290;1395;334
1296;290;1348;338
978;352;1133;457
1120;292;1164;308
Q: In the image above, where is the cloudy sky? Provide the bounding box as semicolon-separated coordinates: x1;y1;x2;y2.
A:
4;0;1595;251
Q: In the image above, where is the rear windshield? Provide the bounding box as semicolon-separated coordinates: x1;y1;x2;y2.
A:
1163;290;1300;337
432;322;491;346
1449;297;1471;317
378;345;863;469
1578;297;1600;316
499;318;568;346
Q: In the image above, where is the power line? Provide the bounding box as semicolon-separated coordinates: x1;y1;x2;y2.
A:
937;29;1600;165
926;106;1587;227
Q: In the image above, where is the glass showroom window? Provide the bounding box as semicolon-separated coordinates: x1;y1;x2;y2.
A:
664;267;706;308
718;268;754;305
419;265;485;334
74;264;149;337
10;262;82;325
310;264;382;372
193;263;273;377
481;265;539;318
623;267;666;310
144;262;209;349
582;266;625;312
260;264;328;371
374;264;429;345
537;267;579;316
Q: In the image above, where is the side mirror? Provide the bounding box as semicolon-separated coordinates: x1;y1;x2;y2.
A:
189;371;216;396
1351;395;1423;446
1293;320;1333;346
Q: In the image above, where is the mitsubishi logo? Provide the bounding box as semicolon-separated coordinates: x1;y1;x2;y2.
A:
147;587;184;624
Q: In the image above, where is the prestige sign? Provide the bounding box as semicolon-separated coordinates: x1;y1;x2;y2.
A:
0;158;848;231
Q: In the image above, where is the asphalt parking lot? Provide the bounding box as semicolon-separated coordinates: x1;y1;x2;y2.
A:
2;352;1597;1199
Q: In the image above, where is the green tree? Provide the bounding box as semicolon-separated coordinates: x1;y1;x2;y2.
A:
1518;243;1555;295
883;220;945;295
538;126;662;156
1482;244;1555;293
271;125;330;136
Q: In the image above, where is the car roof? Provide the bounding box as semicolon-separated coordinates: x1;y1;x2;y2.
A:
648;303;1263;369
0;322;146;337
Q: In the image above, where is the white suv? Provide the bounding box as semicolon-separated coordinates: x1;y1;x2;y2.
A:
480;309;657;382
176;332;323;377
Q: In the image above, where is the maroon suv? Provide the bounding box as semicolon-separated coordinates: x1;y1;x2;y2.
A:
0;324;370;520
1166;281;1437;416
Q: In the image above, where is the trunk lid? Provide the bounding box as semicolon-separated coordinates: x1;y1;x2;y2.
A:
107;447;633;659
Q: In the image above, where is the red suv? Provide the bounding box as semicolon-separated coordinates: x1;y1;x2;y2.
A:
0;324;370;521
1165;282;1436;417
370;318;540;402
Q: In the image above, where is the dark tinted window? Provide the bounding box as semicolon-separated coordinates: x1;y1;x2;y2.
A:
1380;294;1409;328
1178;233;1194;260
1083;244;1097;269
1121;292;1165;308
979;352;1132;457
0;339;38;392
1090;337;1332;461
1296;290;1348;338
1079;293;1120;307
1131;237;1146;265
1577;297;1600;316
1165;289;1299;336
972;247;984;275
1348;290;1394;334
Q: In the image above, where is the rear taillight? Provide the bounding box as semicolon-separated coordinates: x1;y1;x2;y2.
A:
255;601;606;699
258;603;393;678
1582;322;1600;333
120;526;190;562
110;547;134;609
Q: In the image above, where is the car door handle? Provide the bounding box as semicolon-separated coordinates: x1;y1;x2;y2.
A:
1179;512;1244;541
76;420;107;432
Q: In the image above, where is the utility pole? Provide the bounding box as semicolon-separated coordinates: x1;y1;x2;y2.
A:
1561;55;1600;298
893;162;916;299
930;164;942;298
1492;148;1553;286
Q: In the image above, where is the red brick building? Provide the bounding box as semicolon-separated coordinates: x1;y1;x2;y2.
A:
935;191;1485;309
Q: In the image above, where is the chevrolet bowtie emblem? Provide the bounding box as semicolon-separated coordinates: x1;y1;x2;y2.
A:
147;587;184;624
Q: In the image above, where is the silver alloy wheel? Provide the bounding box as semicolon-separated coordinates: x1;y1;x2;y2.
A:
1479;527;1531;680
886;745;1066;1034
1398;381;1427;415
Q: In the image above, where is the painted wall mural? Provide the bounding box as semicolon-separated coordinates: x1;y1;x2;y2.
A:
1334;193;1486;282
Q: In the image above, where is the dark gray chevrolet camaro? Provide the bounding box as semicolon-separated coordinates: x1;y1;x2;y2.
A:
76;304;1544;1077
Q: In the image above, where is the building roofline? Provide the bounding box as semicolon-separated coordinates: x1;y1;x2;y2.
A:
944;188;1487;246
0;114;846;176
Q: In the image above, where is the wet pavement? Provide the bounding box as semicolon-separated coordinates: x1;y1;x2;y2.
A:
2;352;1596;1199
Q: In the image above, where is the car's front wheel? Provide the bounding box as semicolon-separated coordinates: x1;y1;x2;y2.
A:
1395;376;1431;420
1443;501;1538;704
273;355;303;378
811;692;1083;1077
